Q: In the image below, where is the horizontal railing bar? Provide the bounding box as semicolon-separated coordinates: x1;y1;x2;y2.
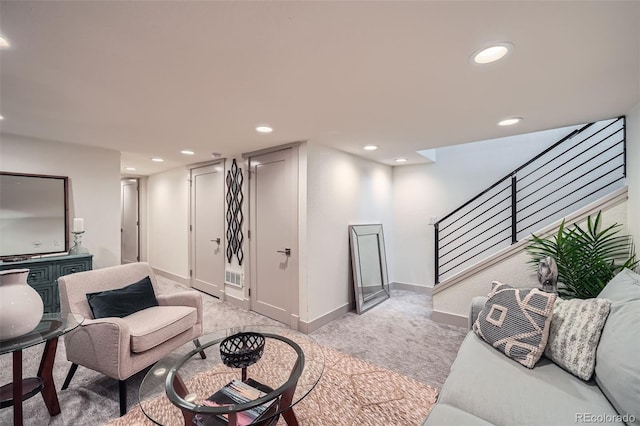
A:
436;119;609;226
440;225;511;266
438;183;510;233
434;116;626;284
440;235;512;277
517;138;623;199
517;176;625;233
516;131;623;195
439;195;511;243
516;151;622;211
514;120;604;177
516;165;623;226
436;176;513;226
517;118;622;183
440;204;511;250
440;213;510;256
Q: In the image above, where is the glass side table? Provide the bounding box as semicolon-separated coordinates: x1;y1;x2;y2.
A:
0;312;83;426
139;325;325;426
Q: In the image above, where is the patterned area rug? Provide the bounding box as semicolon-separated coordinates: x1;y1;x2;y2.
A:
105;346;437;426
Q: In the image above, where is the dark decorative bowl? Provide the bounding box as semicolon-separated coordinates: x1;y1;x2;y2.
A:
219;332;265;369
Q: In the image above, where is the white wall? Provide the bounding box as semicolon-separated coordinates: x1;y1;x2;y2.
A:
304;142;394;323
626;102;640;246
0;134;121;268
147;166;190;278
392;125;583;288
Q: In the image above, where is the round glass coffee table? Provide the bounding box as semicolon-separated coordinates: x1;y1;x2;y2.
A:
139;325;324;426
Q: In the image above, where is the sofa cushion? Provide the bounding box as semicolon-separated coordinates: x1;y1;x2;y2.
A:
423;403;493;426
473;281;556;368
435;332;622;426
86;276;159;319
595;268;640;425
544;297;610;380
125;305;197;353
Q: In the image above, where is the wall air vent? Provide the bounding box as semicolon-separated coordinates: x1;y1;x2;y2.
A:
225;270;243;288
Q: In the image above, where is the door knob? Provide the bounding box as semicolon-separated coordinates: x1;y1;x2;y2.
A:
277;248;291;256
211;238;221;244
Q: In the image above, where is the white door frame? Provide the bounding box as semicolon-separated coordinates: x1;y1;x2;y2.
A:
188;160;226;297
244;144;300;329
121;178;140;264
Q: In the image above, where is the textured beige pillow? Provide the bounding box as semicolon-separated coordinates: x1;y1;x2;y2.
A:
473;281;556;368
544;297;611;380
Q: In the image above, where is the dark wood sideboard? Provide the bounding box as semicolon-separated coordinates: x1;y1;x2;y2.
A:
0;253;93;313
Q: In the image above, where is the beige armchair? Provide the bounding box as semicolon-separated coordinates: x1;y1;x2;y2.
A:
58;262;205;416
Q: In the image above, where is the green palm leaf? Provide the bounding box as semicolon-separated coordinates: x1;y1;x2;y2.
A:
526;211;637;299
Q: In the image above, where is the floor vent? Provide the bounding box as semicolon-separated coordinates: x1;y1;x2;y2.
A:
225;270;243;288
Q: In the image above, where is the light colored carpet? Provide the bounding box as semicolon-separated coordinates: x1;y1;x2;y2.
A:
105;345;438;426
310;289;467;389
0;276;465;425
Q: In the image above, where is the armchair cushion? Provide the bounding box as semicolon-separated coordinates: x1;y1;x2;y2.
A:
86;276;159;319
127;306;197;353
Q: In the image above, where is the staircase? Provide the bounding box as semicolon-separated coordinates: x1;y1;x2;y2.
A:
434;116;627;284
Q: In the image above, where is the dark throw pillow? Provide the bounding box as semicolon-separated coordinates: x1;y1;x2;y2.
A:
86;276;159;319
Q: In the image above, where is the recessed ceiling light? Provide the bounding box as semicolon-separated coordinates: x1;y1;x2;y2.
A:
256;125;273;133
395;158;408;163
0;115;4;121
151;158;164;162
498;117;523;126
364;145;378;151
0;35;9;49
180;150;195;155
125;167;136;171
472;42;513;64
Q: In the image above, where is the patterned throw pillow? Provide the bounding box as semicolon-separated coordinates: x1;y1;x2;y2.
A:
473;281;556;368
544;297;611;380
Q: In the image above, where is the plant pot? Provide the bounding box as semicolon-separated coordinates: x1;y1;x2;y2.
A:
0;268;44;341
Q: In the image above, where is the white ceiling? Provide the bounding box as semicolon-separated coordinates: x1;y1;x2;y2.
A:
1;1;639;176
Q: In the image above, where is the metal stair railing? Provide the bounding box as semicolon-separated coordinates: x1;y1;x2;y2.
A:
434;116;626;284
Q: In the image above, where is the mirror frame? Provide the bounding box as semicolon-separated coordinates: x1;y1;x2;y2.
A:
0;172;69;259
349;224;390;314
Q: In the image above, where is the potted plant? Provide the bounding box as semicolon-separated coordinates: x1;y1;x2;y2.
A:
526;211;637;299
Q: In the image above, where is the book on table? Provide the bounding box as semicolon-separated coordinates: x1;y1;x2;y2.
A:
193;378;277;426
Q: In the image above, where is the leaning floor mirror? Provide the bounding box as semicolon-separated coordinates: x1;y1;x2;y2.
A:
349;224;390;314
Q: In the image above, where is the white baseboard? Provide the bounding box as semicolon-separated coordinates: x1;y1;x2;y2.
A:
298;302;351;334
391;281;432;295
152;267;190;287
432;310;468;328
224;292;250;310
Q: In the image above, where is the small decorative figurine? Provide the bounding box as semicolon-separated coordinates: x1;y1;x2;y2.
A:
537;256;558;293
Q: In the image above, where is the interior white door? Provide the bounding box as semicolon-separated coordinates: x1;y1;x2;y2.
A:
190;164;225;298
249;148;298;326
121;179;139;264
